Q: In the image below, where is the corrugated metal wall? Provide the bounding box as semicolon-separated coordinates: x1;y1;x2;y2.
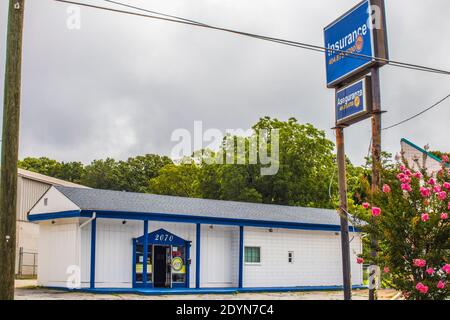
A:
17;176;50;221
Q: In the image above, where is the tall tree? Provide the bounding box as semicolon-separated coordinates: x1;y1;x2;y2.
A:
148;163;201;198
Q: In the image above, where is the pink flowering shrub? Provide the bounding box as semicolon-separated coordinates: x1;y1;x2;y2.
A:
356;159;450;300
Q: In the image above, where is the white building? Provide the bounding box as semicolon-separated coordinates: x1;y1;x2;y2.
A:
400;138;447;175
28;186;363;294
16;169;88;276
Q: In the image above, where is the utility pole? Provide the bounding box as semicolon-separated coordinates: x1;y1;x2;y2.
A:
369;66;382;301
0;0;25;300
336;126;352;300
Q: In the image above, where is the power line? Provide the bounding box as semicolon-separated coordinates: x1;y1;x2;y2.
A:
382;94;450;131
53;0;450;76
99;0;450;76
101;0;450;75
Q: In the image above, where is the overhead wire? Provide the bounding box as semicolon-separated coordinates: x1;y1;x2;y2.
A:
53;0;450;76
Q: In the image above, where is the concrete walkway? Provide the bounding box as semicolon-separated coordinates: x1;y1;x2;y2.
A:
14;281;398;300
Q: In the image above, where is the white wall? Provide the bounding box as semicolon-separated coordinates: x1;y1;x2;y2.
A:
78;220;238;289
37;223;79;287
200;225;238;288
243;227;363;288
38;219;362;289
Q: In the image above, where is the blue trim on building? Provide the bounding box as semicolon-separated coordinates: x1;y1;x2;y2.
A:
48;285;367;296
132;240;136;287
29;209;360;233
137;228;187;246
238;226;244;288
142;220;149;284
28;210;81;221
133;228;191;289
186;241;191;288
90;218;96;289
196;223;201;289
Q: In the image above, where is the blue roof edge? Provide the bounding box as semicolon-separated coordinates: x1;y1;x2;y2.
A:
28;209;361;233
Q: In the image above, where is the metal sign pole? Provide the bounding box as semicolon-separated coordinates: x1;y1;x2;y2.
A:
336;126;352;300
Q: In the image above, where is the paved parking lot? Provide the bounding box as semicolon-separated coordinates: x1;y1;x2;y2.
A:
15;281;398;300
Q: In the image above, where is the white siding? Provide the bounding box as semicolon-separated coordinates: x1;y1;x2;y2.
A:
39;219;362;289
17;177;50;221
242;227;363;288
200;225;238;288
401;140;442;176
37;223;79;287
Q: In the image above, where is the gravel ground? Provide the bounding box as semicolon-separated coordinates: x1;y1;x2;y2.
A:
15;280;398;300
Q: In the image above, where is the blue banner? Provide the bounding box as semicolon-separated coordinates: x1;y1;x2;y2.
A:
336;78;368;124
324;1;374;87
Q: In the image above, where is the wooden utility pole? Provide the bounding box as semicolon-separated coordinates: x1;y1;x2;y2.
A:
369;67;382;301
336;127;352;300
0;0;25;300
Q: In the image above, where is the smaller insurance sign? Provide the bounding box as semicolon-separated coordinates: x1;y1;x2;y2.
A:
335;77;372;126
324;0;388;88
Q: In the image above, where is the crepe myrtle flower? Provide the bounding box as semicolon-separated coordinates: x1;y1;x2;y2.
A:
426;268;434;275
420;187;431;197
371;207;382;217
438;191;447;201
441;212;448;220
413;259;427;268
362;202;370;209
443;182;450;190
421;213;430;222
413;171;423;179
442;264;450;274
416;282;429;294
401;183;412;192
382;184;391;193
356;257;364;264
437;281;446;290
428;178;437;186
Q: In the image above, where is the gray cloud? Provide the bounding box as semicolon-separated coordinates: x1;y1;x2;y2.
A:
0;0;449;165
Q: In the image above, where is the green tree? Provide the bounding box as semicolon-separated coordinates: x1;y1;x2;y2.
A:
119;154;173;192
18;157;63;177
252;117;336;208
148;163;201;198
81;158;124;190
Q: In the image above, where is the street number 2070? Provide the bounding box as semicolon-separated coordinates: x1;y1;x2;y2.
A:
155;234;174;242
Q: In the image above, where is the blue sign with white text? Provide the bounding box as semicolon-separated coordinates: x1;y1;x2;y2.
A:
324;0;374;87
336;79;367;124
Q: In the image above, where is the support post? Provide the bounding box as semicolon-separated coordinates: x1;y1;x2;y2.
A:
0;0;25;300
238;226;244;288
195;223;201;289
142;220;149;285
90;218;97;289
370;67;382;301
336;127;352;300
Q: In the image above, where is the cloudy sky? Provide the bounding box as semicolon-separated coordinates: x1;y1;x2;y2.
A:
1;0;449;165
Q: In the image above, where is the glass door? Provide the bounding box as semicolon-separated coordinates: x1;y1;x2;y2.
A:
134;244;152;286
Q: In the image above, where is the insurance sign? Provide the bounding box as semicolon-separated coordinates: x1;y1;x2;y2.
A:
324;0;388;88
335;76;372;126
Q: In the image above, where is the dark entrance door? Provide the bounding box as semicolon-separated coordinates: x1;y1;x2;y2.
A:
154;246;170;288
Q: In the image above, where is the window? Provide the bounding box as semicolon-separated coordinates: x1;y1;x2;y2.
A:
171;246;186;283
245;247;261;263
288;251;294;263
